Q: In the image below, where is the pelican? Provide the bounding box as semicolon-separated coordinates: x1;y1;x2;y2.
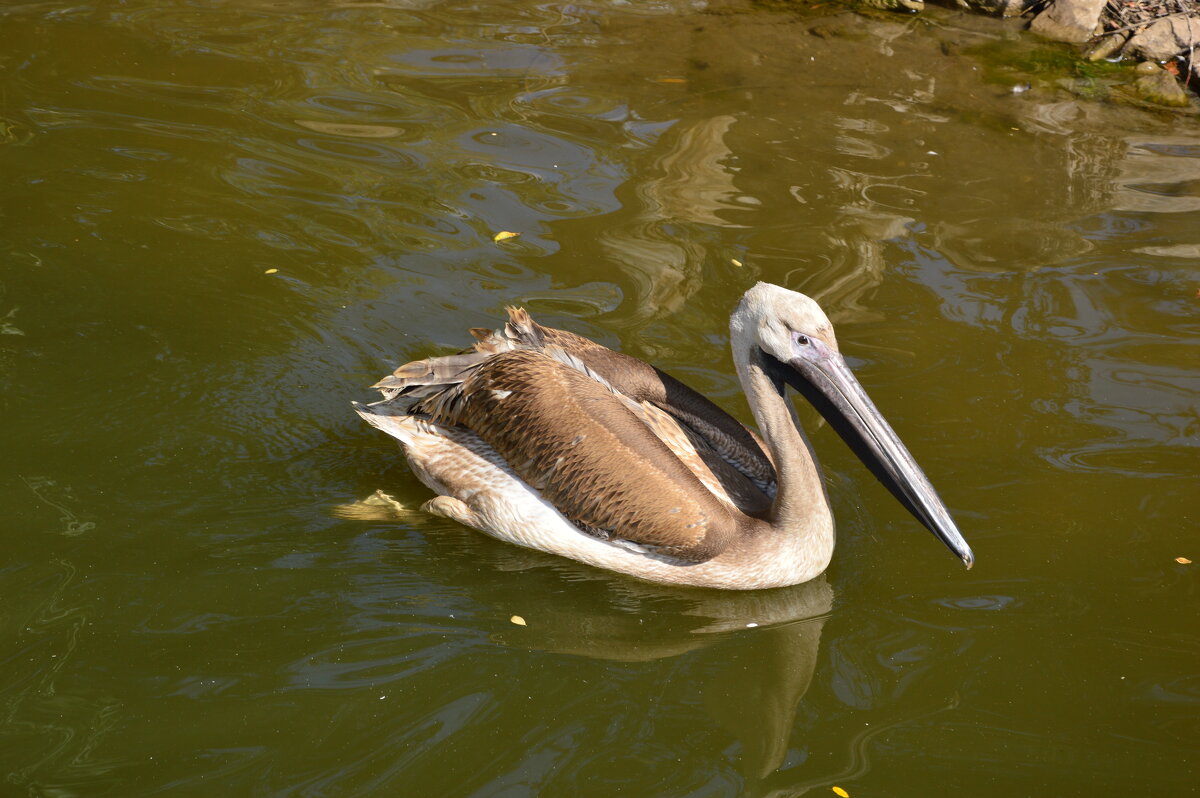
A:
354;282;973;590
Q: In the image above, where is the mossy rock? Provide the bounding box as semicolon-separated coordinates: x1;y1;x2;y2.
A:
1130;70;1191;108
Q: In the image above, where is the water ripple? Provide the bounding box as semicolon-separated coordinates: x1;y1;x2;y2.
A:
3;1;1198;794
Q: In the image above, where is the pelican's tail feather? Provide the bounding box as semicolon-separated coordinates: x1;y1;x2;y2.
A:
370;307;550;403
370;352;489;400
353;400;422;444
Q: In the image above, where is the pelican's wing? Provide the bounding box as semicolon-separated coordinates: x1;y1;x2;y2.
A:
409;349;743;562
630;399;773;516
371;352;489;400
369;306;561;400
373;306;776;506
505;309;777;497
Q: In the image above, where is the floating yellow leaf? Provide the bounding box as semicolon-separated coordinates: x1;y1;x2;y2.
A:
656;77;688;84
731;258;743;267
264;268;278;274
832;788;849;798
493;231;521;243
510;615;527;626
1176;557;1192;564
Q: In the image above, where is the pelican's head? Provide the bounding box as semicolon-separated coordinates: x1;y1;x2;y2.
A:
733;282;975;570
733;282;840;363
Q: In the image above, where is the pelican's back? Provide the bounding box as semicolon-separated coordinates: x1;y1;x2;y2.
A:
358;308;781;559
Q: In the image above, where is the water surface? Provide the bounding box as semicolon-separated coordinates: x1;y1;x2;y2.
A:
2;1;1197;795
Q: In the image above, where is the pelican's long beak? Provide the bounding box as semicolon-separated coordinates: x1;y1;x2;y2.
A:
776;344;975;569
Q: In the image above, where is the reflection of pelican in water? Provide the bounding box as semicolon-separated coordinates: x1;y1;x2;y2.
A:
355;282;973;589
344;516;836;783
491;567;836;782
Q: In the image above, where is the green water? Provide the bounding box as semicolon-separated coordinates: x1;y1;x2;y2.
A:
2;1;1197;795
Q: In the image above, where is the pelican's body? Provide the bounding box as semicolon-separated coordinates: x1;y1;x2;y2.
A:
355;283;973;590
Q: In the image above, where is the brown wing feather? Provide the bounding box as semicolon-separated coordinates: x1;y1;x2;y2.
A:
492;307;776;494
575;348;776;492
371;352;490;399
630;400;773;516
413;349;742;562
374;306;775;525
520;320;775;492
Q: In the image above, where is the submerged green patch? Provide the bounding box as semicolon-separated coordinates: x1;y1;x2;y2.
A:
966;37;1132;89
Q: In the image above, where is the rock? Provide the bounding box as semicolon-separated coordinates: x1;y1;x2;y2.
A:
999;0;1033;18
1084;33;1127;61
1029;0;1107;43
1127;16;1200;62
953;0;1018;15
1132;68;1191;107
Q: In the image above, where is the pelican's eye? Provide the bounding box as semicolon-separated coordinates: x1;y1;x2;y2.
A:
792;331;811;347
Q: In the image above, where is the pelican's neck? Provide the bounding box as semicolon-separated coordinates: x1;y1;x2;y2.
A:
730;325;833;548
